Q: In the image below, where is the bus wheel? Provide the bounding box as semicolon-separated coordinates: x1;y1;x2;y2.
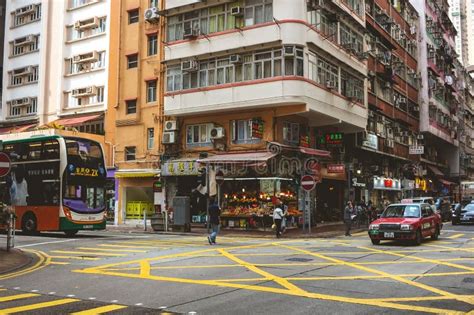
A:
22;213;38;235
64;230;78;237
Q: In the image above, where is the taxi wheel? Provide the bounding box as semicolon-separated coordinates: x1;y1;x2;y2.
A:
371;239;380;245
431;226;439;240
414;229;422;246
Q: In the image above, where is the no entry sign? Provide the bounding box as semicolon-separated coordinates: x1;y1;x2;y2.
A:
0;153;11;177
215;170;224;186
301;175;316;191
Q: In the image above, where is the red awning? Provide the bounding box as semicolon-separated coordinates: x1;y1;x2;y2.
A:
0;124;36;134
439;179;456;186
198;152;277;165
299;147;331;158
427;165;444;177
53;114;102;126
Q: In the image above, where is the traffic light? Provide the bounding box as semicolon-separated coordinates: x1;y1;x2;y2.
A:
198;167;207;186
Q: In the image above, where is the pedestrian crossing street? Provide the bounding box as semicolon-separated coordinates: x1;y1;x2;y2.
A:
0;287;173;314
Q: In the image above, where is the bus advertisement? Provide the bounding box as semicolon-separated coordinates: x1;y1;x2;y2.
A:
0;130;107;236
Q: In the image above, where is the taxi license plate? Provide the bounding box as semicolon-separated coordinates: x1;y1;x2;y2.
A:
83;225;93;229
384;232;394;238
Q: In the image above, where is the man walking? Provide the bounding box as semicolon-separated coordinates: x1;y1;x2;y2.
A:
207;199;220;245
344;201;353;236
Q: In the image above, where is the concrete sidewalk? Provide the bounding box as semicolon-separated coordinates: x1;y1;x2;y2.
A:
0;248;34;275
106;221;368;239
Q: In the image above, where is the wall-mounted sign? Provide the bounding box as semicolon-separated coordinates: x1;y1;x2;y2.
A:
363;133;378;150
415;177;427;191
327;164;345;174
251;119;264;139
402;179;415;190
409;145;424;155
319;133;344;147
162;160;199;176
373;177;401;191
352;178;366;187
153;180;162;192
300;135;310;148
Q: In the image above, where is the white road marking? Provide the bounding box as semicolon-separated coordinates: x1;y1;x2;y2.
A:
13;287;20;290
88;297;96;300
67;294;75;297
17;239;77;248
31;290;38;292
135;303;143;306
111;300;118;303
48;292;56;295
159;306;167;309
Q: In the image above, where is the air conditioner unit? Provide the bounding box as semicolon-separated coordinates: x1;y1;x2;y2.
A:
210;127;225;139
230;54;242;64
71;86;97;98
230;6;244;16
16;4;35;16
164;120;178;131
283;45;295;57
383;82;391;89
417;134;424;140
181;60;199;72
162;131;177;144
144;7;160;23
21;97;31;105
74;17;99;30
386;139;394;148
13;66;33;77
13;35;35;46
414;106;420;111
72;51;99;64
326;80;336;89
183;26;200;39
401;131;410;136
399;96;407;104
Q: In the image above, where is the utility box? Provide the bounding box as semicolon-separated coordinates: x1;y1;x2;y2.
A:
173;196;190;227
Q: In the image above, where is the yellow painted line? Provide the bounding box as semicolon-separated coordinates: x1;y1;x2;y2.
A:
49;256;100;261
98;244;157;249
372;295;474;302
50;251;127;257
0;293;39;302
0;250;50;281
76;247;148;253
351;232;368;237
106;264;241;272
286;271;474;281
0;289;6;292
278;244;460;302
50;261;70;265
447;234;464;239
70;304;128;314
140;261;150;277
0;298;78;313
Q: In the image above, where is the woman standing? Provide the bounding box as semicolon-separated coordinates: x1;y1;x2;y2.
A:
273;199;285;238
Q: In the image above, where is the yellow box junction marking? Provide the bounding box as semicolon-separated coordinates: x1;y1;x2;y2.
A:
73;239;470;314
70;304;128;314
447;234;464;239
0;293;39;302
0;298;78;313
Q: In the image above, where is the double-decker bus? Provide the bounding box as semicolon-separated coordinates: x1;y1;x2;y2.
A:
0;130;107;236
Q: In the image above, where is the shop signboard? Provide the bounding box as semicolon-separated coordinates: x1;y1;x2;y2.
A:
327;164;345;174
362;133;378;150
153;180;162;192
415;177;427;191
352;178;366;187
162;160;199;176
251;119;264;139
409;145;424;155
319;132;344;147
402;179;415;190
373;177;401;191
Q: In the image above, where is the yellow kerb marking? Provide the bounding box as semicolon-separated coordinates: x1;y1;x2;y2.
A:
0;250;50;281
50;251;126;257
70;304;128;314
447;234;464;239
50;262;70;265
49;256;99;261
0;293;39;302
98;244;156;249
76;247;147;253
0;298;78;313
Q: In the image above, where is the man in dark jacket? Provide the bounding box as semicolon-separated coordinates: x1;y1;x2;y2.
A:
207;199;220;245
344;201;353;236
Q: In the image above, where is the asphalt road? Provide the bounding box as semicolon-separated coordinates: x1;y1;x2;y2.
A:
0;223;473;314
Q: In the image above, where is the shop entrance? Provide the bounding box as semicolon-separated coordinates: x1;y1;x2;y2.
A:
316;179;344;222
124;186;154;219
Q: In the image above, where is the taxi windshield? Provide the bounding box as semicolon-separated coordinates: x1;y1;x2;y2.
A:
382;205;420;218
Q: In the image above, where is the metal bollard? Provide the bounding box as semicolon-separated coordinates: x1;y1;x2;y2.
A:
144;210;147;231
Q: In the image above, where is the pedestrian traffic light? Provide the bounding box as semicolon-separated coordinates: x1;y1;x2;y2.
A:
198;167;206;186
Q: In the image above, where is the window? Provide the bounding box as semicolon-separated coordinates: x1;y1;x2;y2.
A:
150;0;159;7
70;0;99;9
126;100;137;114
317;56;339;89
283;122;300;144
66;51;106;75
231;120;260;143
340;23;364;54
125;147;136;161
147;128;155;150
341;70;364;103
128;9;139;24
146;80;157;103
127;54;138;69
166;1;272;42
64;86;104;108
9;65;39;87
186;124;210;145
10;34;40;57
147;34;158;56
67;17;106;41
308;10;337;44
12;4;42;27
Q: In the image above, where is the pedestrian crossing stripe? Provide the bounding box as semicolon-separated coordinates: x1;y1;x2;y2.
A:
0;293;39;302
0;298;78;313
447;234;464;239
70;304;128;314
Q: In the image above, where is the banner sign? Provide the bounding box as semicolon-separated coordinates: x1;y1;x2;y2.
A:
363;133;378;150
327;164;345;174
162;160;199;176
409;145;424;155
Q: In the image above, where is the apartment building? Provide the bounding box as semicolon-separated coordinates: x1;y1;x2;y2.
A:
160;0;368;222
105;0;163;224
0;0;5;108
1;0;111;134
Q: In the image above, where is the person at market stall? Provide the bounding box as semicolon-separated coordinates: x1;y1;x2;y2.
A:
273;199;285;238
343;201;354;237
207;198;221;245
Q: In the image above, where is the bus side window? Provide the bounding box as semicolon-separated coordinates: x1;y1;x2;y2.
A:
42;141;59;159
27;142;43;160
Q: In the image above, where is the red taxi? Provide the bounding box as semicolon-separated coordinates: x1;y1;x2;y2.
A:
368;203;442;245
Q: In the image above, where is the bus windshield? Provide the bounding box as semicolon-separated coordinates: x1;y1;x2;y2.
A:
64;183;105;213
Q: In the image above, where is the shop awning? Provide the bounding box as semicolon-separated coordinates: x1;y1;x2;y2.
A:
0;123;36;134
439;179;456;186
267;142;331;158
52;114;102;126
198;152;277;165
115;169;160;178
427;165;444;177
